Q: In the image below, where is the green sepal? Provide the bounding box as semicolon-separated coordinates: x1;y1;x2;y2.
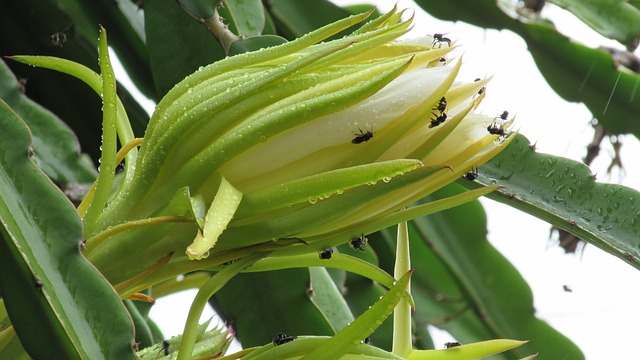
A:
237;159;423;217
300;270;412;360
406;339;528;360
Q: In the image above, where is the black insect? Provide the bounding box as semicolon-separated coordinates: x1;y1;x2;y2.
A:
35;278;43;291
115;161;125;174
433;96;447;113
27;146;35;157
222;258;240;266
486;123;506;136
319;248;333;260
161;340;170;355
474;78;485;95
463;167;478;181
363;337;371;344
444;341;461;348
429;112;447;128
497;110;509;120
273;332;296;346
50;32;67;47
351;128;374;144
432;33;452;48
349;235;368;252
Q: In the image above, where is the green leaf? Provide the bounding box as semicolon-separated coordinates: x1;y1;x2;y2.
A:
0;100;136;359
0;58;96;184
145;0;226;98
413;182;584;359
462;134;640;270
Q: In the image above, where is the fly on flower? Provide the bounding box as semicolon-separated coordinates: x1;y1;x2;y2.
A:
352;128;374;144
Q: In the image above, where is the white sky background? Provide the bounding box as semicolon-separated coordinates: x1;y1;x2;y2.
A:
109;1;640;358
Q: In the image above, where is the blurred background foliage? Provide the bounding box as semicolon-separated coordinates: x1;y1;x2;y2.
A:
1;0;640;359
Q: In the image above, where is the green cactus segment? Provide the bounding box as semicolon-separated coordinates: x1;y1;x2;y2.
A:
413;182;584;359
0;59;96;184
308;267;355;333
406;339;528;360
211;269;335;349
186;176;243;260
7;54;138;200
219;0;266;37
548;0;640;48
0;101;136;358
300;270;412;360
466;134;640;270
